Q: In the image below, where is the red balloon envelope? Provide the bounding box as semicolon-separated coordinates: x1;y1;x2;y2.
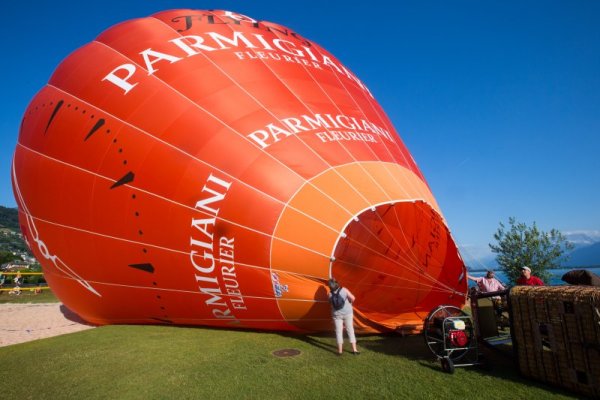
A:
12;10;467;332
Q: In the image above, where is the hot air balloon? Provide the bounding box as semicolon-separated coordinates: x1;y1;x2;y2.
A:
12;9;467;333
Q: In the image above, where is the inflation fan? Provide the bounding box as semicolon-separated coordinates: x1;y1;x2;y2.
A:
423;305;481;373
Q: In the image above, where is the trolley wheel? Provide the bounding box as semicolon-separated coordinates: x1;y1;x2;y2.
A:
441;356;455;374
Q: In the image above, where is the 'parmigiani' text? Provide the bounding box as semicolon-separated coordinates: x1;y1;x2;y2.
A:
190;173;246;323
247;113;394;149
102;31;372;97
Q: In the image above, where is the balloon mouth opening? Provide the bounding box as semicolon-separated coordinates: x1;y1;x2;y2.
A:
330;201;459;324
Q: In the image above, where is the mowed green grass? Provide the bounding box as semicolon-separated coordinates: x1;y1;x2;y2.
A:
0;289;58;303
0;323;579;399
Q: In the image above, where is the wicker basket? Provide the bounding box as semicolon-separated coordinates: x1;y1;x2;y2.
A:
510;286;600;398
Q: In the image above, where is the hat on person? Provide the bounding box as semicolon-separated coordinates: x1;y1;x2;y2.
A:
521;266;531;273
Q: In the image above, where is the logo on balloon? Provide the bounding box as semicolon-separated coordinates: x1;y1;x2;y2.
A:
271;272;289;298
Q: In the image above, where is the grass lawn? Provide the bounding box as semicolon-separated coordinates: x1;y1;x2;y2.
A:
0;322;580;399
0;290;58;304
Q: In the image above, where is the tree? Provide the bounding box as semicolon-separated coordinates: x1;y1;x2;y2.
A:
489;217;574;285
0;250;20;265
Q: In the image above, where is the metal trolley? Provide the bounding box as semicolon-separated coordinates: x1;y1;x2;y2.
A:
423;305;481;373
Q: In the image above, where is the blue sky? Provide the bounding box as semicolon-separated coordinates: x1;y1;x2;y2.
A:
2;1;599;265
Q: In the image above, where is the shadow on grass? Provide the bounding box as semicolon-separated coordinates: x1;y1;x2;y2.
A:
278;330;436;360
288;329;580;398
363;333;580;398
360;333;432;359
278;331;339;354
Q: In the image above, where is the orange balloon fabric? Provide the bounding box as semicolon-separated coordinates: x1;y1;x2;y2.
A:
12;9;467;332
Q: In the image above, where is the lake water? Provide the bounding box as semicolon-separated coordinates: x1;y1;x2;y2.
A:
469;266;600;287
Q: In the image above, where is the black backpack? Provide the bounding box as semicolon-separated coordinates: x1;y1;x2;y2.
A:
330;288;345;310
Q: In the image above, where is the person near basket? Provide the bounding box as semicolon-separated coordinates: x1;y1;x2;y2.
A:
327;278;359;355
516;266;544;286
468;270;505;294
468;270;505;316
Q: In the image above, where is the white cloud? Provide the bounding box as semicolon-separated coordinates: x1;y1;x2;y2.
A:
563;230;600;245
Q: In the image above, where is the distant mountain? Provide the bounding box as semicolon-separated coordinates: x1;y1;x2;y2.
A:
565;231;600;246
565;242;600;267
459;245;497;271
485;255;498;267
474;253;497;269
563;231;600;267
461;231;600;270
0;206;19;230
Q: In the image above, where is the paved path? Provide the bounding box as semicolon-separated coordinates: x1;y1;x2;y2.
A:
0;303;95;347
